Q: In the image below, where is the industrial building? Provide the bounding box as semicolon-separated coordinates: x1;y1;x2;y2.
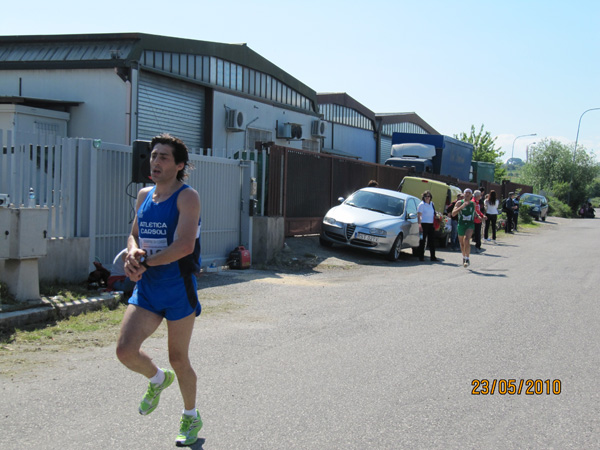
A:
0;33;322;156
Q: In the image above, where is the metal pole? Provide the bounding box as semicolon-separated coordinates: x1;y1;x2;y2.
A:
568;107;600;205
511;133;537;161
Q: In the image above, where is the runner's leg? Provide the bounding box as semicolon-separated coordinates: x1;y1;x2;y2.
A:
116;304;163;378
167;312;197;411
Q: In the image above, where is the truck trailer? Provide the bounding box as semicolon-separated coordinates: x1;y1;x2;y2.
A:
385;133;474;181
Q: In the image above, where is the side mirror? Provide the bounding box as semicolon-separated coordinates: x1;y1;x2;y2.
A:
408;212;417;219
338;197;345;203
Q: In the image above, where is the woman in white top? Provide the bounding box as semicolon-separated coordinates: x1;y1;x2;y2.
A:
484;189;500;242
417;190;438;262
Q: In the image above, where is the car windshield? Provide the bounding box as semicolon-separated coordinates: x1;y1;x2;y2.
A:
521;195;541;205
345;191;405;216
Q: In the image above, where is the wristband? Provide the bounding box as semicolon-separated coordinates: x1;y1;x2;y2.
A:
140;255;150;269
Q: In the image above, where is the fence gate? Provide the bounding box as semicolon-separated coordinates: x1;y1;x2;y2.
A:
89;143;253;269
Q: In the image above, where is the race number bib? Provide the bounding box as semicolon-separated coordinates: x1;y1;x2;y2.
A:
139;238;168;256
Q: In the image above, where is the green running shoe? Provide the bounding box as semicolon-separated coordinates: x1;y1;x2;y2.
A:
175;410;203;447
138;369;175;416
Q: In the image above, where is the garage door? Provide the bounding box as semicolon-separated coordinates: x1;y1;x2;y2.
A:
380;136;392;164
137;71;206;149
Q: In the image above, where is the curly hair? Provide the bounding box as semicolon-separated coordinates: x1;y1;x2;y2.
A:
150;133;194;181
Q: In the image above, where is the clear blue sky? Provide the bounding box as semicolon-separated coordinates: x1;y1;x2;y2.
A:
3;0;599;161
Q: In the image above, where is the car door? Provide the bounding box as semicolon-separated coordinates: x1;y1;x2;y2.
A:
405;198;420;247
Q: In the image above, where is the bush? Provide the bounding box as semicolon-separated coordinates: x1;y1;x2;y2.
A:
517;204;534;224
548;196;572;218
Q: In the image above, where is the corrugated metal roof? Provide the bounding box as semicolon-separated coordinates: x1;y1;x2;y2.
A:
0;39;136;63
0;33;318;110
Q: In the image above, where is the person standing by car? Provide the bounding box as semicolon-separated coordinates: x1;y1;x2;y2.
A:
484;190;499;243
447;192;463;251
472;190;486;253
417;190;438;262
513;194;520;231
505;192;516;233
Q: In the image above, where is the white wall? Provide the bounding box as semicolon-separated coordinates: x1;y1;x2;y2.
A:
212;91;320;156
328;123;377;162
0;105;69;142
0;69;129;143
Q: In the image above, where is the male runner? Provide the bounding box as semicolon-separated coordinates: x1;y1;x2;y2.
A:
116;133;203;447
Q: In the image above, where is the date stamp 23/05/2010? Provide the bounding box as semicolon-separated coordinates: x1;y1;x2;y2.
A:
471;379;561;395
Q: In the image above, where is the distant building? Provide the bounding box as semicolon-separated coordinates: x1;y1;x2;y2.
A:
376;113;439;164
317;92;377;161
317;93;439;163
0;33;321;155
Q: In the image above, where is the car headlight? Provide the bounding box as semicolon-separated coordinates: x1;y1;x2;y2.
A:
532;207;540;211
323;216;342;228
368;228;387;236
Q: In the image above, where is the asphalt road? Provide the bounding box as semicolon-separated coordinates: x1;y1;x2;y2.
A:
1;216;599;449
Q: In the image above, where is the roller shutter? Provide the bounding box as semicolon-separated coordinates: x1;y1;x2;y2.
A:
137;71;205;148
380;136;392;164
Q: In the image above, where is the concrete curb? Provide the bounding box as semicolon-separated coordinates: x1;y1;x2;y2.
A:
0;291;122;332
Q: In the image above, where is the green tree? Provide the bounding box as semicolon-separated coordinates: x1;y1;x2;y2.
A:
455;124;506;182
521;139;600;210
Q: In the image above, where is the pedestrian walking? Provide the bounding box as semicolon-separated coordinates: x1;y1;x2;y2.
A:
417;190;438;262
116;133;204;447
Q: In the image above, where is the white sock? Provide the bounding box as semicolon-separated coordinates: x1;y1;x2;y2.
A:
183;407;197;417
149;368;165;385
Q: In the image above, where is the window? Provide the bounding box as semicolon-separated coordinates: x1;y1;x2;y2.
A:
243;68;249;93
249;70;255;95
172;53;179;74
209;57;217;84
224;61;230;88
237;66;243;91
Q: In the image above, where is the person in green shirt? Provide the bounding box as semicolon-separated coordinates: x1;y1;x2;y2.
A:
452;188;485;267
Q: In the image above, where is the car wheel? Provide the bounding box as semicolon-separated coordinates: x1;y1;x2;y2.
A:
319;236;334;247
387;234;403;261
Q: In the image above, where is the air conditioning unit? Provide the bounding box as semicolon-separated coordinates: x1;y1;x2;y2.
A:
277;122;303;140
311;120;326;137
277;122;292;139
291;124;303;140
226;109;245;131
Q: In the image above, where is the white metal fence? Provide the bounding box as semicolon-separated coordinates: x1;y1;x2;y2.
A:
1;130;253;271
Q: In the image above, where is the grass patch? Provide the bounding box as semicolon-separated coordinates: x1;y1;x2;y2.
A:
39;280;91;302
1;304;126;346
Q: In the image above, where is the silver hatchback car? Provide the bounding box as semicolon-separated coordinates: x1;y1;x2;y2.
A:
319;187;421;261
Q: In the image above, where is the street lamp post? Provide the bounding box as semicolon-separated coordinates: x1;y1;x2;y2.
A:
526;142;537;162
511;133;537;161
568;107;600;205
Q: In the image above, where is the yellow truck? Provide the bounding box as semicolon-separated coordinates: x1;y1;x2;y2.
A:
398;176;461;247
